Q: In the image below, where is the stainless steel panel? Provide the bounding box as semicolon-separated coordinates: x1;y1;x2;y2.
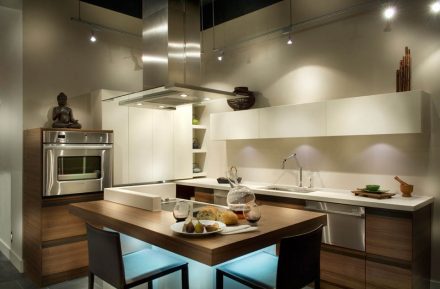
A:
305;201;365;251
43;131;113;144
43;144;113;196
142;0;200;89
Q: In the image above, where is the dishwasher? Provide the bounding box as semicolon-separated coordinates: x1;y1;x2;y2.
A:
304;200;365;251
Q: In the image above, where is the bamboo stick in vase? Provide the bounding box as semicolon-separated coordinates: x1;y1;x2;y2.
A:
400;60;404;92
408;48;411;91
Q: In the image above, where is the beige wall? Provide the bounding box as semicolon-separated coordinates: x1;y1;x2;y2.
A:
199;0;440;284
23;0;142;129
0;3;23;269
11;0;142;270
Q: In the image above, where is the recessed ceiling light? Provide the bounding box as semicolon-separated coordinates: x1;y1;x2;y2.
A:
383;6;396;20
180;93;188;98
136;103;142;106
203;97;211;101
431;1;440;13
159;105;165;109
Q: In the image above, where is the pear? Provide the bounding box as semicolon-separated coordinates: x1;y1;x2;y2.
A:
194;220;205;233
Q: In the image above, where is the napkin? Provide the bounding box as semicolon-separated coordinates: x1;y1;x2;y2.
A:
221;225;258;235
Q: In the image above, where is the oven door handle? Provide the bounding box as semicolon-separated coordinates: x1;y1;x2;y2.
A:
44;144;113;150
305;207;365;217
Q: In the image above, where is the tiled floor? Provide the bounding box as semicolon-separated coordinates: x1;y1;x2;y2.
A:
0;252;100;289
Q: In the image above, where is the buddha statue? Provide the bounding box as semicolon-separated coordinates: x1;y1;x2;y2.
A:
52;92;82;129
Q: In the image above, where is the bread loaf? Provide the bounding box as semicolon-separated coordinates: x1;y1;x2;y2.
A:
217;210;239;226
196;206;218;220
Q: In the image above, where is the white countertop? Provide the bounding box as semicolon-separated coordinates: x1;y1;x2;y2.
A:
174;178;434;212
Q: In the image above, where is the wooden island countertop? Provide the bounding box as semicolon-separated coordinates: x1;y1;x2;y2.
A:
69;200;326;266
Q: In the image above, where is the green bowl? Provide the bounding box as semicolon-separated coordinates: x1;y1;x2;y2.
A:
366;184;380;191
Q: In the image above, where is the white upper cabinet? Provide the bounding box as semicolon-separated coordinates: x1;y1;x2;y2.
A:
152;110;174;181
210;109;259;140
259;102;326;138
326;90;425;136
210;91;428;140
128;107;154;184
98;89;193;185
173;105;192;180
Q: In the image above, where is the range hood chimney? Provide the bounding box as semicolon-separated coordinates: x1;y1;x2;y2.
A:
119;0;236;109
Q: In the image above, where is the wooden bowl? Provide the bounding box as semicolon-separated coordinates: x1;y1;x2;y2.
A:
400;184;413;197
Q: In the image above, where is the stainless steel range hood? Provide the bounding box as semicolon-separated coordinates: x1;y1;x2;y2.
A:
118;0;236;109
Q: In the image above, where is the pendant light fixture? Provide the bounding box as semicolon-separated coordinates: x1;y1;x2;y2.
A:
287;0;293;45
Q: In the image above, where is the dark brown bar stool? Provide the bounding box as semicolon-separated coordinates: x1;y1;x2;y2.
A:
216;225;323;289
86;224;189;289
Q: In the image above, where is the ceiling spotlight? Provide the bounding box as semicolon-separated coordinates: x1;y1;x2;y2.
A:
203;97;211;101
431;1;440;13
136;103;142;106
180;93;188;98
287;34;293;45
90;31;97;43
159;105;165;109
217;51;224;62
383;6;396;20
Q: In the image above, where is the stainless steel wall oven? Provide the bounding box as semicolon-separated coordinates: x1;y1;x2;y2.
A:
43;130;113;196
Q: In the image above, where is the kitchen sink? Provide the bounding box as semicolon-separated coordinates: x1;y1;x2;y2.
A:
259;185;315;193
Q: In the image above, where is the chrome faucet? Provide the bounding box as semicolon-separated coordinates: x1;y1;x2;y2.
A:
282;153;303;187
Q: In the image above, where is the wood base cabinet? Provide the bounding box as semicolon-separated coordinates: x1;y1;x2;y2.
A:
23;129;104;287
320;245;365;289
365;206;432;289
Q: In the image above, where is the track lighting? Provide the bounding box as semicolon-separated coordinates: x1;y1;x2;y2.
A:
383;6;396;20
217;50;224;62
90;31;97;43
431;1;440;13
287;34;293;45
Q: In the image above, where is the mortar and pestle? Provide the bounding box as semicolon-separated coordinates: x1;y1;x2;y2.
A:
394;176;414;197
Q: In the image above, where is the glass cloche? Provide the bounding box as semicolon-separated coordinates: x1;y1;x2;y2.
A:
226;184;256;215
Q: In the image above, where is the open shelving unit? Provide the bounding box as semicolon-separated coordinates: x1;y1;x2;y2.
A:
192;105;207;178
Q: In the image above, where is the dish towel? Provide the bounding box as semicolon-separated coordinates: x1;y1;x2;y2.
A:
221;225;258;235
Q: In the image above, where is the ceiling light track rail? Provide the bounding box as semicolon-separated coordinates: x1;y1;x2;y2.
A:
70;17;141;39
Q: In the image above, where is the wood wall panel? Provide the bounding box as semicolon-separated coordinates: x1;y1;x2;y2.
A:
42;205;86;241
194;190;214;203
366;260;412;289
366;213;412;261
42;241;88;276
320;247;366;289
23;129;43;285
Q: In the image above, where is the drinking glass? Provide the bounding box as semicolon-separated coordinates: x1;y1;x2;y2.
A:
244;202;261;225
173;201;191;222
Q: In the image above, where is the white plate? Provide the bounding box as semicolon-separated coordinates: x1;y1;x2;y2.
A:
170;220;226;236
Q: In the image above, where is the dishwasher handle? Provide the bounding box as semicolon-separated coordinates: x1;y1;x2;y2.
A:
305;206;365;217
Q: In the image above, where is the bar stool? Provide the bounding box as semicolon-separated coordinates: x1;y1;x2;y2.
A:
86;224;189;289
216;225;323;289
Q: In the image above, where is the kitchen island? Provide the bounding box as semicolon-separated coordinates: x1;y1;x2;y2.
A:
69;200;326;288
175;178;433;289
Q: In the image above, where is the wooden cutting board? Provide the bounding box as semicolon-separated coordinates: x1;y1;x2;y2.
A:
352;190;396;199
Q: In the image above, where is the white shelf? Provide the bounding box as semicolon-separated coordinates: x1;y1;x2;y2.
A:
192;125;207;130
193;172;208;178
193;149;207;153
